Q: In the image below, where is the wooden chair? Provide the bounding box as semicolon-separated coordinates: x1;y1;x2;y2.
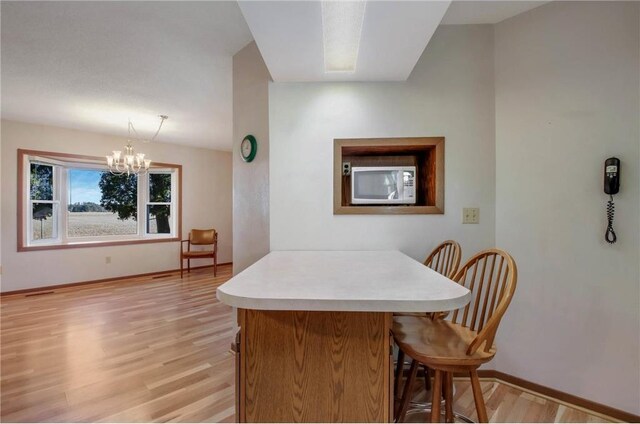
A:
394;248;517;423
180;229;218;278
394;240;462;413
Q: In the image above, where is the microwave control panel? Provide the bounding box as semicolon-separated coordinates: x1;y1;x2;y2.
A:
403;171;416;200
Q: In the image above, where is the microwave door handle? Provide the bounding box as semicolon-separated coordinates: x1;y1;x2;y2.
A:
396;171;403;200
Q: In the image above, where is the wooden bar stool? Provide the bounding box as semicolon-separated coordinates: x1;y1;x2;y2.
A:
394;240;462;417
394;248;517;423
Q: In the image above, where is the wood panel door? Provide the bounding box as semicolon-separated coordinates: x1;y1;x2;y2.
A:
238;309;392;423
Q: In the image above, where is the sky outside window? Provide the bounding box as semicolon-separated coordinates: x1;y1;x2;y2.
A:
68;169;102;204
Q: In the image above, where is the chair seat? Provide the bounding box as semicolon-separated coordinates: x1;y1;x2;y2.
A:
393;315;496;369
182;250;215;258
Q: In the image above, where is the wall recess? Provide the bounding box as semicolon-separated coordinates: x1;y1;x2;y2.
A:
333;137;444;215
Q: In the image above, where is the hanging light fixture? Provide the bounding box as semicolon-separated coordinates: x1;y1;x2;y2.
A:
106;115;168;175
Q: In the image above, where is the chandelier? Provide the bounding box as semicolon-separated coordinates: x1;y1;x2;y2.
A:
106;115;168;175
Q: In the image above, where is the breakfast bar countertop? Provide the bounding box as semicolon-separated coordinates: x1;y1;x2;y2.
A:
216;250;471;313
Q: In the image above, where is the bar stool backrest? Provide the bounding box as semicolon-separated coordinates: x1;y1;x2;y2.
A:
450;248;517;356
424;240;462;279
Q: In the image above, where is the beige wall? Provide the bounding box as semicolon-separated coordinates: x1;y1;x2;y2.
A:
232;42;271;274
269;25;496;267
495;2;640;413
1;119;233;292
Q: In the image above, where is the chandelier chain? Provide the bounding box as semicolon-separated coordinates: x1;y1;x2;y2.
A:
128;115;168;144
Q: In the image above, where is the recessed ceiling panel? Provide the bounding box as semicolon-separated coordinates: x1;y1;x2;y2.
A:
238;1;451;82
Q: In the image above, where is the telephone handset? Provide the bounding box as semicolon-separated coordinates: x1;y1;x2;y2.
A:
604;157;620;244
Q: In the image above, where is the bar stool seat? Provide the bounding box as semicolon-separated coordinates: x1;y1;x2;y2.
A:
393;316;496;367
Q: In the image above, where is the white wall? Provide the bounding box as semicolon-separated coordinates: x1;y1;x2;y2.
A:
0;121;2;287
232;42;271;274
495;2;640;414
1;119;233;292
270;25;496;263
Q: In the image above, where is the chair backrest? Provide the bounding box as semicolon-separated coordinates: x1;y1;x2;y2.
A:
424;240;462;279
450;248;517;355
190;229;217;245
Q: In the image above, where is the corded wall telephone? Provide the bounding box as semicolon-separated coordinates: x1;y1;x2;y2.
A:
604;157;620;244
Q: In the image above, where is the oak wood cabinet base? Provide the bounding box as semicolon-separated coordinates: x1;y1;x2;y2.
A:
236;309;393;423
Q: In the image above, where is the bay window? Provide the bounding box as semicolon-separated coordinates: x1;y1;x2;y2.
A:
18;149;182;251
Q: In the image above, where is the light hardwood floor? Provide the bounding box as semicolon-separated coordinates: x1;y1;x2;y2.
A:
1;266;613;423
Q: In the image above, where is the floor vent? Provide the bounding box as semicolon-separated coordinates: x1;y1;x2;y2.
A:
25;290;55;297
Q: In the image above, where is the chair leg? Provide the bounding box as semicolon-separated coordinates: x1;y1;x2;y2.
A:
431;370;442;423
214;254;217;277
444;372;453;423
394;349;406;402
469;370;488;423
423;364;432;392
180;257;183;278
397;359;419;423
188;259;191;274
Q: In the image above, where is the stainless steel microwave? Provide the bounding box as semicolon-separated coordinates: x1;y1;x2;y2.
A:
351;166;416;205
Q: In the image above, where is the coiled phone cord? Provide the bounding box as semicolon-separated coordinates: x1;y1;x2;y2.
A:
605;195;617;244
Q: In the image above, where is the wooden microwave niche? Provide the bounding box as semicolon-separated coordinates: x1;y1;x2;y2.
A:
334;137;444;215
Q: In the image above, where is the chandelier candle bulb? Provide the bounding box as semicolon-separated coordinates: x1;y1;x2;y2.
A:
106;155;114;167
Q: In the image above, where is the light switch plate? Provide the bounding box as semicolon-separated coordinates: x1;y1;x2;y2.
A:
463;208;479;224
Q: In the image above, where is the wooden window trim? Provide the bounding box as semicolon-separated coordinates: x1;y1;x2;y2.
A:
17;149;183;252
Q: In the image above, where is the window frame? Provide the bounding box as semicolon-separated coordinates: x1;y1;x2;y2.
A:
145;170;176;236
18;149;182;252
28;159;61;245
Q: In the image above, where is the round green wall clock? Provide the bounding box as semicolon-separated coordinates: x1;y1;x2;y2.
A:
240;135;257;163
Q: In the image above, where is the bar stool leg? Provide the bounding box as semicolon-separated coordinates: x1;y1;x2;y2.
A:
395;350;406;398
394;349;406;419
469;370;488;423
431;370;442;423
444;372;453;423
397;359;419;423
423;364;432;392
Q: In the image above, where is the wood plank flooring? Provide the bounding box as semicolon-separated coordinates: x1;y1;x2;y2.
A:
1;266;236;423
1;266;614;422
402;379;616;423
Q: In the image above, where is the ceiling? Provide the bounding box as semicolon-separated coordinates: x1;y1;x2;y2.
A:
1;1;253;150
238;1;451;82
1;1;549;150
442;1;548;24
238;1;549;82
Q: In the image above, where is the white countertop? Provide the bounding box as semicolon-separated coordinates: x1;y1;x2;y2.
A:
216;251;471;312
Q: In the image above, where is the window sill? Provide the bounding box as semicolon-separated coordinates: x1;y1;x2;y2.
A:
18;236;180;252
